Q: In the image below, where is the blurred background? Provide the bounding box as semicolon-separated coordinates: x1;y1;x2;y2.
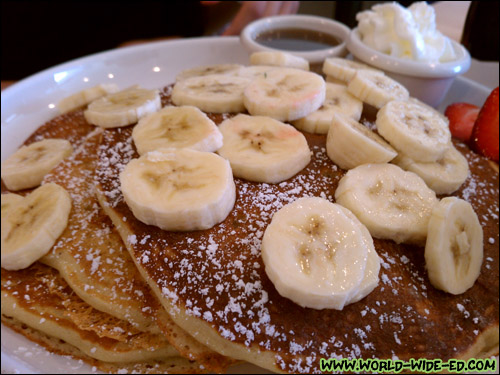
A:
2;1;498;84
203;1;421;34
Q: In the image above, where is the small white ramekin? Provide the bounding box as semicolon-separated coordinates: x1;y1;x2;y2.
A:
240;15;350;65
347;28;471;107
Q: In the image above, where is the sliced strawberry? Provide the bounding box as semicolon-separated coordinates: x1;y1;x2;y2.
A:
470;87;499;161
444;102;479;142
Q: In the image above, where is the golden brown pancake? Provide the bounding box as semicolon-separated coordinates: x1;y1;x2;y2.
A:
2;83;498;374
94;89;499;373
3;312;205;374
2;315;201;374
1;265;208;374
1;104;234;373
40;127;164;333
1;263;177;364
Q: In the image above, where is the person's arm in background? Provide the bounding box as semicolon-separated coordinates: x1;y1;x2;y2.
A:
219;1;300;36
2;1;299;86
1;81;15;91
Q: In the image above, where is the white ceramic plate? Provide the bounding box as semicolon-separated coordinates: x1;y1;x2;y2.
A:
0;37;493;374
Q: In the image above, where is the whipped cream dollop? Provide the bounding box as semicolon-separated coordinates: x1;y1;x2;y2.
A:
356;2;457;63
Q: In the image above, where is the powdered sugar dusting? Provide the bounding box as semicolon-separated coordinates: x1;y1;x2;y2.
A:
92;94;499;373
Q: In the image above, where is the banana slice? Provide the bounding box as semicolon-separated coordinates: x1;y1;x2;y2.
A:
57;83;119;114
347;70;409;109
132;105;223;155
171;74;250;114
326;113;397;169
1;183;72;271
323;57;380;83
216;114;310;183
237;65;279;80
349;244;381;304
261;197;371;310
175;64;244;81
1;139;73;191
335;163;438;245
1;193;23;214
406;97;449;124
425;197;483;295
392;144;469;195
337;206;381;304
243;67;326;122
250;51;309;71
376;100;451;162
84;86;161;128
120;148;236;231
291;82;363;134
325;75;347;85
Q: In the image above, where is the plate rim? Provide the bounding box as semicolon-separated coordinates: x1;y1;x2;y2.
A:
1;36;239;97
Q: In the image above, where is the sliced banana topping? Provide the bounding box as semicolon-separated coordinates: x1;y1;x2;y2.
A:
261;197;375;310
1;183;72;270
243;67;326;122
376;100;451;162
349;243;381;304
393;144;469;195
216;114;310;183
425;197;483;295
347;70;409;109
132;105;223;155
325;75;348;85
1;193;23;214
292;82;363;134
171;74;250;114
237;65;280;80
323;57;380;83
120;148;236;231
341;207;381;304
57;83;119;114
175;64;244;82
406;96;449;124
326;113;397;169
335;163;438;245
1;139;73;191
250;51;309;71
84;86;161;128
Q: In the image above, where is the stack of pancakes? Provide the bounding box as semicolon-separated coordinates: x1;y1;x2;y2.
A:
1;86;498;373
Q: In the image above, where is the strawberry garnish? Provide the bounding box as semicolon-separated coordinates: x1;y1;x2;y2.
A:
470;87;499;161
444;102;479;142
